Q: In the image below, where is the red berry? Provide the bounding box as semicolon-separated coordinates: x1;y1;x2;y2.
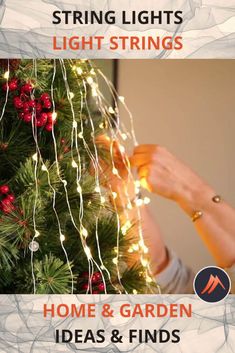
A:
21;83;33;93
61;138;66;145
1;198;11;206
63;146;70;153
98;283;105;291
13;97;23;109
0;185;10;194
8;80;18;91
36;119;44;127
47;112;53;123
23;102;30;113
45;123;53;132
28;99;36;108
2;203;15;214
18;112;24;120
6;194;15;203
92;272;101;284
36;103;42;112
43;100;52;109
40;112;48;125
81;283;89;291
40;93;50;101
23;113;32;123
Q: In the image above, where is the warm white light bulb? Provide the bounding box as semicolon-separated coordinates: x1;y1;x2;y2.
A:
121;133;127;141
84;246;92;259
82;227;88;238
100;196;106;204
52;112;57;121
78;132;83;139
94;186;101;193
69;92;75;99
135;198;143;207
112;257;118;265
112;192;117;199
112;167;118;176
60;234;65;242
108;107;115;114
32;153;38;162
3;71;10;80
72;160;78;168
141;258;148;268
41;164;47;172
87;76;93;85
119;96;125;103
144;197;151;205
35;230;40;238
76;67;83;75
73;121;78;129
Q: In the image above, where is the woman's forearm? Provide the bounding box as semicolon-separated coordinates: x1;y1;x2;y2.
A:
178;182;235;268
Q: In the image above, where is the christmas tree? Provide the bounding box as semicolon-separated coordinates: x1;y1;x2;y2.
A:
0;59;155;294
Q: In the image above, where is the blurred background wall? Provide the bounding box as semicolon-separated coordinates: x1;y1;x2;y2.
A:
116;60;235;272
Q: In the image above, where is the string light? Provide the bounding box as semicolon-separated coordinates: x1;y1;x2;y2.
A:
108;107;115;114
51;112;57;121
133;289;138;294
32;153;38;161
112;167;118;175
78;132;83;139
3;71;10;79
60;234;66;242
69;92;75;99
41;164;48;172
84;246;92;259
143;196;151;205
135;198;144;207
76;67;83;75
112;191;117;199
100;196;106;204
81;227;88;238
121;133;127;141
121;220;132;235
112;257;118;265
86;76;93;85
118;96;125;103
141;258;148;268
95;186;101;193
77;184;82;193
72;120;78;129
72;160;78;168
35;230;40;238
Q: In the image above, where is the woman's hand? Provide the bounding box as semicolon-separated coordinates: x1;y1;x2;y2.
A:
130;144;215;216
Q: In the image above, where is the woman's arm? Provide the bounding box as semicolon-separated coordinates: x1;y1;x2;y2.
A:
131;144;235;268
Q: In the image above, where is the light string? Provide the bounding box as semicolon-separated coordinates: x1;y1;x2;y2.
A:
0;60;10;124
96;66;156;292
59;59;110;294
70;61;124;294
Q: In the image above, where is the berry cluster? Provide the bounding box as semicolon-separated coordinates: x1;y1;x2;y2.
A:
80;271;105;294
0;184;16;214
2;78;57;132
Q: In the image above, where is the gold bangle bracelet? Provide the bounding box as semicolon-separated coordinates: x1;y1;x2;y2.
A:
191;195;222;222
191;210;203;222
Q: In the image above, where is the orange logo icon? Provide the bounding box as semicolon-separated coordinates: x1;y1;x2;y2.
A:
201;274;226;295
